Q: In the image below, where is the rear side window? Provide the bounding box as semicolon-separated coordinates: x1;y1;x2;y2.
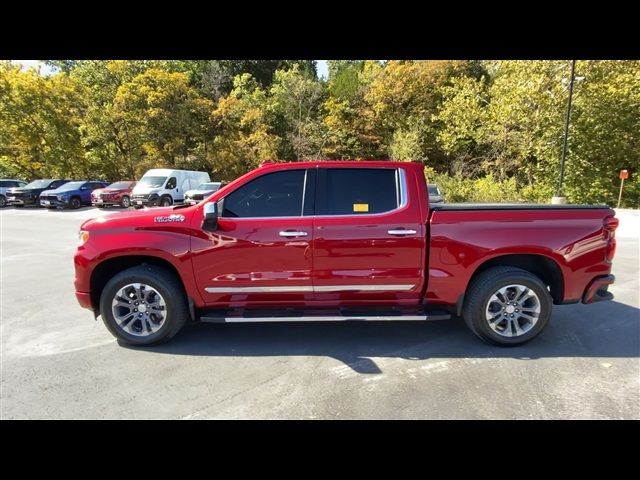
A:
222;170;306;218
318;168;399;215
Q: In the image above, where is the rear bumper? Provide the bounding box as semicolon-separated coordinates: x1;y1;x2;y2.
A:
582;274;615;304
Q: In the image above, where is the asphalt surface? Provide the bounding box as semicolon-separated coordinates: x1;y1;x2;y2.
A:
1;206;638;419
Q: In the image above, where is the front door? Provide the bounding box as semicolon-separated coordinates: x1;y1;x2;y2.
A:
192;168;315;307
312;167;425;306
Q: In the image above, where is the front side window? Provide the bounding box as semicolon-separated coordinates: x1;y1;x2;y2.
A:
166;177;177;189
318;168;399;215
222;170;305;218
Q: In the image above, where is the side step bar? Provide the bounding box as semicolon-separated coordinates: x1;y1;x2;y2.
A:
200;313;451;323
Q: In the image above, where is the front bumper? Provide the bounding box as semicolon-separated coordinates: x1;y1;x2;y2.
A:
7;196;36;206
92;198;120;207
582;274;615;304
75;291;93;310
132;196;160;207
40;198;70;208
185;199;202;205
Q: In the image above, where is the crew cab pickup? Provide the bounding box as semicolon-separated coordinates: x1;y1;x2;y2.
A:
74;161;618;346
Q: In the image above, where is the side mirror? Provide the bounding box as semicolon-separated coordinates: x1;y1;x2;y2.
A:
80;186;88;191
202;202;219;231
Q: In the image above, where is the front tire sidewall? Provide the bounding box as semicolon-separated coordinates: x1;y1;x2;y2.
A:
0;195;6;207
160;196;172;207
100;267;186;345
465;270;552;346
71;197;81;209
121;196;131;208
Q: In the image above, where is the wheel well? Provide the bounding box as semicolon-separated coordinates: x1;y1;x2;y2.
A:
470;254;564;304
90;255;182;310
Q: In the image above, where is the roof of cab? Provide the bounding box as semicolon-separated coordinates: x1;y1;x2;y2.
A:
258;160;423;168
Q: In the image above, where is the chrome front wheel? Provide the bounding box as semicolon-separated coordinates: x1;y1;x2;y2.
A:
111;283;167;336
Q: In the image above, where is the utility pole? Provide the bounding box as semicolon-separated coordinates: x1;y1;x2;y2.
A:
552;60;576;205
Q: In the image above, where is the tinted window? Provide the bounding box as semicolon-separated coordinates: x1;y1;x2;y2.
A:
222;170;305;218
428;185;439;195
166;177;177;189
0;181;8;187
50;180;69;189
107;181;133;189
318;168;398;215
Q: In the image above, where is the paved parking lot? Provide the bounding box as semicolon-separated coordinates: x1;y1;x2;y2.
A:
1;206;638;419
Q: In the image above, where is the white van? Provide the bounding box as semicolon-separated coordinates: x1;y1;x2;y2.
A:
131;169;211;208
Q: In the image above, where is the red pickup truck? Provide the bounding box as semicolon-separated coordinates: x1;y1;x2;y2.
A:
74;161;618;346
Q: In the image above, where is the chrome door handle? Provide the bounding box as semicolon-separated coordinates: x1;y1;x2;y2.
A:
279;231;308;237
388;229;417;235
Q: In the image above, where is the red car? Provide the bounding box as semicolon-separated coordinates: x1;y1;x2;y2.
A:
91;181;137;208
74;161;618;346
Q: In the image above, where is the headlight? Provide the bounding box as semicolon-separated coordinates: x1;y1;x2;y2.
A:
58;194;67;200
78;230;90;245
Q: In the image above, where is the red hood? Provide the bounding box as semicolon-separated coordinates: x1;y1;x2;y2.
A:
80;205;195;231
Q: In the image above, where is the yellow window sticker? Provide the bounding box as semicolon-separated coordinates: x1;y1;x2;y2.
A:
353;203;369;212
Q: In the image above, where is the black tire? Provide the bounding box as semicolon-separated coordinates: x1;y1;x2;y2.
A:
96;204;104;208
14;204;24;208
0;195;6;208
70;196;81;209
121;195;131;208
462;266;552;346
160;196;172;207
99;265;188;345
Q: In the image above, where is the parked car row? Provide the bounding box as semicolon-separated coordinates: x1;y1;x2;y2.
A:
1;169;224;210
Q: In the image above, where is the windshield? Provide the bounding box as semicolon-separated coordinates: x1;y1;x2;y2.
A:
197;182;220;190
24;179;54;189
428;185;439;195
56;181;85;191
107;181;133;189
138;176;167;188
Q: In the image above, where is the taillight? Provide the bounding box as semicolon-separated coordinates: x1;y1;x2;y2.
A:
603;216;619;263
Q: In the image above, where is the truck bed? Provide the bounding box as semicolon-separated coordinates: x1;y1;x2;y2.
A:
431;203;611;211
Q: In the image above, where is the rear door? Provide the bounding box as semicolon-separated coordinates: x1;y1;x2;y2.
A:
192;168;316;306
312;166;425;305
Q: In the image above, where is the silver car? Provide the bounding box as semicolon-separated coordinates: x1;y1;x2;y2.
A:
0;179;28;207
184;182;222;205
428;183;444;204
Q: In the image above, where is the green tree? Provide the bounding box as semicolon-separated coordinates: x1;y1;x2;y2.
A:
210;74;280;179
112;69;215;174
269;66;325;160
0;62;87;179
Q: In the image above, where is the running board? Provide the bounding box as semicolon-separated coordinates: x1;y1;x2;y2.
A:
199;312;451;323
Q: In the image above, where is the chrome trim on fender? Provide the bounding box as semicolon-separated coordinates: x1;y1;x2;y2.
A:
314;284;414;292
204;284;415;294
205;286;314;293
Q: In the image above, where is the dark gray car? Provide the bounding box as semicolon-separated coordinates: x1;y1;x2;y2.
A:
428;183;444;203
0;179;28;207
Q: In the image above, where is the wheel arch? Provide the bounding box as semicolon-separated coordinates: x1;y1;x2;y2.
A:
459;254;565;315
90;255;185;312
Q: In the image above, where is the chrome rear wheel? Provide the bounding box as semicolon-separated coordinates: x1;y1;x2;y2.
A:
485;284;541;337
